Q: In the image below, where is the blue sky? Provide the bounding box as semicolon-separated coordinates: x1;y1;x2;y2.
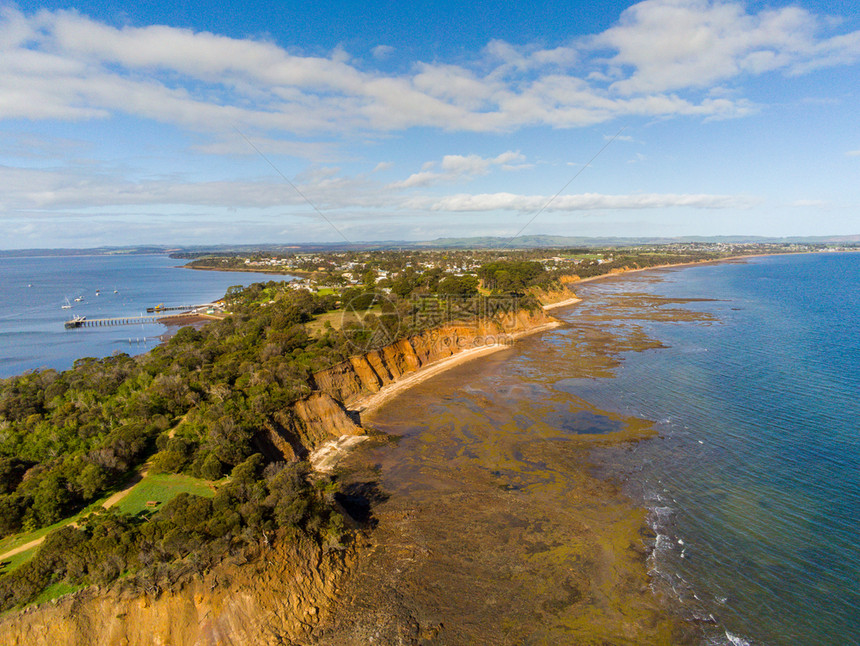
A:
1;0;858;248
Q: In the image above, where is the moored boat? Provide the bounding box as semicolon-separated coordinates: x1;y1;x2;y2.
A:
64;315;86;329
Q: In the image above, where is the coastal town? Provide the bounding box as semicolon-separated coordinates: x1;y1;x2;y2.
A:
181;241;841;296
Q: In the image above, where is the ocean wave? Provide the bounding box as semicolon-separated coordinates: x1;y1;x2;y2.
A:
725;630;752;646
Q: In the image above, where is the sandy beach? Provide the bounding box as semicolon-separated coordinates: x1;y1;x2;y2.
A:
541;296;582;310
308;320;562;473
354;320;562;416
568;250;832;286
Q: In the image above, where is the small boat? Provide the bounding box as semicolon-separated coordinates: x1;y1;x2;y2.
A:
74;296;84;302
95;289;101;296
64;315;86;329
61;298;72;310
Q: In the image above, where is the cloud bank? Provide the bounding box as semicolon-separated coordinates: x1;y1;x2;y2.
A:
1;0;858;137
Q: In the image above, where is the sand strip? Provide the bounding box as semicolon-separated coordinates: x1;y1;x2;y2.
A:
307;321;562;473
567;251;833;286
542;296;582;310
310;435;371;473
354;321;561;416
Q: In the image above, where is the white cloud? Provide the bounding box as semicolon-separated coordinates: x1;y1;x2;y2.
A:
592;0;860;95
439;151;524;174
846;150;860;157
1;1;854;141
389;151;526;188
0;164;758;215
388;171;444;189
411;192;759;212
371;45;395;60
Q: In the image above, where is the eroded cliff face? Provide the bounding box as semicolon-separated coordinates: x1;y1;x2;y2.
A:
0;308;558;644
256;392;364;462
531;286;578;306
0;535;355;646
312;307;555;407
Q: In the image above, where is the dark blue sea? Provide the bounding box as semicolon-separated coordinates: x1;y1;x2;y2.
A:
562;253;860;645
0;254;291;378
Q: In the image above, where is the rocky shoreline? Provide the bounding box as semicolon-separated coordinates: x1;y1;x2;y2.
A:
0;307;561;645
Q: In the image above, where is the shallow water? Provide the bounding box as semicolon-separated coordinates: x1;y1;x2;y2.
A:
315;292;708;644
320;252;859;646
561;253;860;645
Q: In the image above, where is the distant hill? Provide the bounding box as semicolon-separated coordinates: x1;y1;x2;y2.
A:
416;234;860;248
2;234;859;257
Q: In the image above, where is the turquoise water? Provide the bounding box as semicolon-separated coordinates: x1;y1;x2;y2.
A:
560;253;860;645
0;254;291;378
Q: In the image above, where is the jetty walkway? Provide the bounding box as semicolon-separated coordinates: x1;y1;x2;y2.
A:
65;303;221;329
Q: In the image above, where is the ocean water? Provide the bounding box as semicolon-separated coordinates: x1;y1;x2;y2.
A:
559;253;860;645
0;254;291;378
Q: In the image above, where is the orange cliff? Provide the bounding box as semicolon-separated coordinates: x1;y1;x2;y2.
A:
0;308;561;645
0;535;354;646
310;307;557;409
255;307;559;462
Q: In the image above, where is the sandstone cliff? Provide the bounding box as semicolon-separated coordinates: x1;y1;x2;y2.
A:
0;307;559;643
259;392;364;461
0;535;355;646
312;307;555;407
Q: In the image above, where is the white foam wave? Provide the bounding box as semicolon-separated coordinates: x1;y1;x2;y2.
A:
725;630;752;646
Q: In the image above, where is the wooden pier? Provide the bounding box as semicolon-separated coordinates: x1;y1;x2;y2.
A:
65;312;207;329
65;302;221;329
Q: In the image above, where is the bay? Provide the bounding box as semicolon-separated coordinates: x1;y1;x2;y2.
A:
0;254;293;378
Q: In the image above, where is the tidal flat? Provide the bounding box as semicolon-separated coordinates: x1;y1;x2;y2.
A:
311;275;717;645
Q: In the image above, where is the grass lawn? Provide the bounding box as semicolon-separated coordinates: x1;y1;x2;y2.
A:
0;493;110;557
0;545;39;574
29;581;85;607
306;309;347;335
562;253;603;260
114;472;216;516
0;522;62;557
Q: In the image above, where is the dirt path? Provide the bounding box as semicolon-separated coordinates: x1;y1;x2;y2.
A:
0;460;154;563
0;537;45;561
100;463;151;509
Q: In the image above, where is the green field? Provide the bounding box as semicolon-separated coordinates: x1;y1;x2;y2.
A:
0;493;110;558
0;545;39;575
28;581;85;607
561;252;603;260
0;472;216;575
114;472;216;516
